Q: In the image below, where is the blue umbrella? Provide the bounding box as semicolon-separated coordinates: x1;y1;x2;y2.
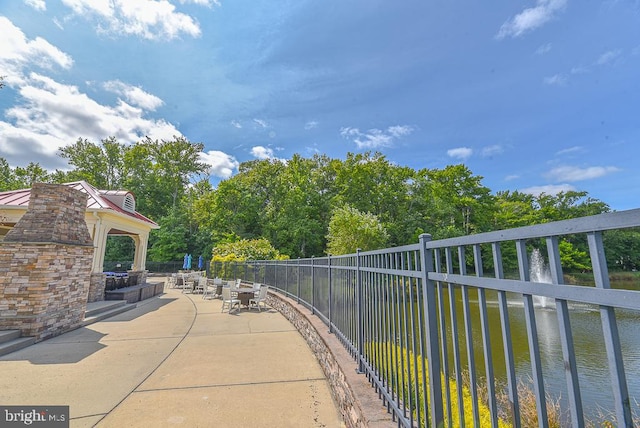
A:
183;254;188;269
198;255;204;270
187;254;192;270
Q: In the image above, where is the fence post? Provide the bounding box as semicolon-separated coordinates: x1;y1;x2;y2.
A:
419;234;444;427
328;254;333;333
311;256;315;315
297;258;301;304
356;248;364;374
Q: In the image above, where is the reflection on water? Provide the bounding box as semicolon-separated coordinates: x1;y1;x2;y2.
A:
452;291;640;422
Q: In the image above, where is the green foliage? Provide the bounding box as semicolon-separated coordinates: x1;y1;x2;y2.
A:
104;236;135;264
558;240;591;271
212;238;289;262
603;228;640;271
326;204;389;255
147;206;189;261
1;146;631;270
368;341;511;428
58;137;124;189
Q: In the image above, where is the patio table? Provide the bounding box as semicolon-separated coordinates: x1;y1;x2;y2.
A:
234;288;256;307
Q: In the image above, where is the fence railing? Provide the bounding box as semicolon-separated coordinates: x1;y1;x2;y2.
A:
210;209;640;428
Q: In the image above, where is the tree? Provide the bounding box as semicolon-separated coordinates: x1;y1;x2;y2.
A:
0;158;16;191
122;136;207;220
326;205;389;255
412;164;495;239
212;238;288;261
58;137;125;189
12;163;51;188
264;154;331;258
604;228;640;271
331;152;415;246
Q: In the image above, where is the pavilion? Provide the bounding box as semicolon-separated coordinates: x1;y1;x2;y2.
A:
0;181;159;301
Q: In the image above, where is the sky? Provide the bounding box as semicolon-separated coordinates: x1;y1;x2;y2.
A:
0;0;639;211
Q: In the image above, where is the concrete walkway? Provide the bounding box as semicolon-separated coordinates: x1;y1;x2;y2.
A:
0;281;345;427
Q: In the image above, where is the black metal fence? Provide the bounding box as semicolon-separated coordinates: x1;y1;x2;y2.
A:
210;209;640;427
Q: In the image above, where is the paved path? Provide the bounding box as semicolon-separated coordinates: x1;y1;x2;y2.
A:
0;281;345;427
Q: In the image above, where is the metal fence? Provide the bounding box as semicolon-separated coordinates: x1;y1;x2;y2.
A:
211;209;640;427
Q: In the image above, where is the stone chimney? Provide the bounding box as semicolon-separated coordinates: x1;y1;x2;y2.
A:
0;183;94;341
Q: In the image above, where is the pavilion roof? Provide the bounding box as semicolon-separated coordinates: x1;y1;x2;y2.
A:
0;181;158;227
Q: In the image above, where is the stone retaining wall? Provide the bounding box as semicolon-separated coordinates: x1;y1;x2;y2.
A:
265;291;394;428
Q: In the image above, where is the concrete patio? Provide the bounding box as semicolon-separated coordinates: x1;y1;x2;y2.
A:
0;280;346;427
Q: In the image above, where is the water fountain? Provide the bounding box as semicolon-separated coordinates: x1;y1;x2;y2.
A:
530;248;554;308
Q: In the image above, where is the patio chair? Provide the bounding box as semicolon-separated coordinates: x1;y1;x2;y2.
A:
249;285;269;312
202;279;216;299
226;280;239;296
167;274;177;288
194;275;206;294
181;273;191;293
202;277;221;299
221;286;241;314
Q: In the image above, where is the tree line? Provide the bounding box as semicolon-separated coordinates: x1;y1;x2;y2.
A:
1;136;638;272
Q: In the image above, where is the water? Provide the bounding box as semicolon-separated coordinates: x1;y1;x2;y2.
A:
529;248;554;308
436;250;640;424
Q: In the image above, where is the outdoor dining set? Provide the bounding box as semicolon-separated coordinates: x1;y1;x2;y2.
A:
167;272;269;313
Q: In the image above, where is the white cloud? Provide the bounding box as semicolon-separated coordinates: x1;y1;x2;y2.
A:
544;165;620;182
24;0;46;11
543;73;567;86
570;66;589;75
250;146;274;160
535;43;552;55
596;49;622;66
340;125;413;149
388;125;413;138
253;118;269;128
0;72;180;169
304;120;319;130
60;0;202;40
556;146;582;155
199;150;238;179
481;144;503;157
178;0;220;6
447;147;473;160
231;120;242;129
0;17;73;86
505;174;520;181
53;18;65;30
544;49;622;87
103;80;164;111
520;184;576;196
497;0;568;39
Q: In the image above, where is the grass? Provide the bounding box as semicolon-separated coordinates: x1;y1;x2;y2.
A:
564;270;640;291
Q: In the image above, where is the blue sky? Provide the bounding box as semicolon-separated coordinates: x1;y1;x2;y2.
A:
1;0;639;211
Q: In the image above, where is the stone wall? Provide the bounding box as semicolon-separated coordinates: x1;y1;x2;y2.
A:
265;291;395;428
0;183;94;341
88;272;107;303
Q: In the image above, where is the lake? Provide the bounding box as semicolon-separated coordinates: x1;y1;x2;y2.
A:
439;288;640;423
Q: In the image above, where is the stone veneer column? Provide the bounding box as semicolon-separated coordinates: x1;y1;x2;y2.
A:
0;183;94;341
88;272;107;303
